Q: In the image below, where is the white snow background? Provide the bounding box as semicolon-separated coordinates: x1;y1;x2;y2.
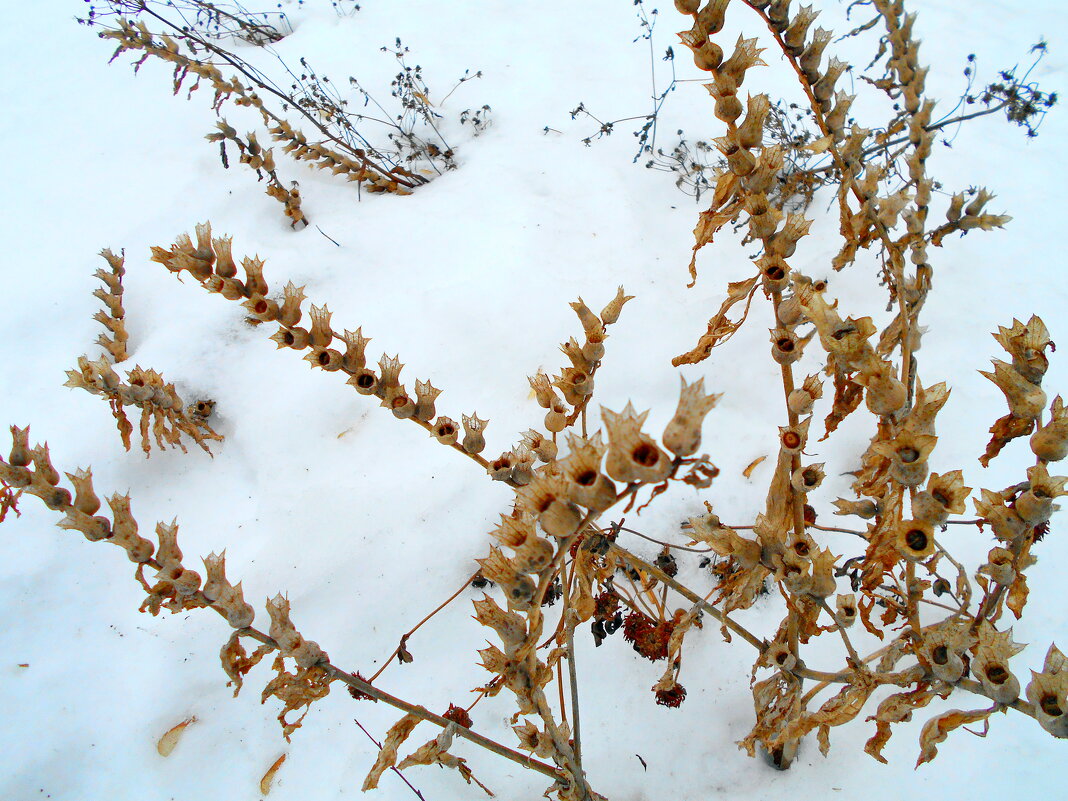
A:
0;1;1065;799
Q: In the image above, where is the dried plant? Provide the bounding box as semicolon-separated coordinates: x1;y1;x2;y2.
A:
4;1;1066;798
78;1;484;223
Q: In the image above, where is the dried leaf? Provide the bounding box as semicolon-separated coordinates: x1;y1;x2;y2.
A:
822;368;864;440
260;753;286;795
672;276;760;366
1007;571;1029;619
156;716;196;757
362;713;421;791
864;687;936;763
916;707;994;766
742;455;766;479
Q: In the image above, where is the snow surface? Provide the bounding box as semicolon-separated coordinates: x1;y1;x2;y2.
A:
0;1;1065;799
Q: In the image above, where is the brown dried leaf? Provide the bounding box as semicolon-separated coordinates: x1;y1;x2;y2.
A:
916;707;994;767
672;276;760;366
1007;571;1029;619
261;658;333;741
864;687;937;763
396;723;493;796
259;753;286;795
220;631;271;697
822;368;864;440
362;713;421;791
980;414;1035;467
742;455;766;479
156;716;196;757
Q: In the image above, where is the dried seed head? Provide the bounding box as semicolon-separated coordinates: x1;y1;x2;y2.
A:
769;327;806;366
270;326;310;351
8;425;31;468
561;433;618;512
923;625;974;684
894;519;934;562
308;304;334;348
529;371;559;410
340;328;371;374
244;295;280;323
787;374;823;417
431;416;458;445
720;35;766;90
836;593;857;628
979;546;1017;586
973;622;1024;704
778;416;811;455
413;379;442;423
707;82;744;123
602;403;672;483
516;474;583;538
874;430;937;487
695;0;729;37
765;641;796;673
346;368;379;396
521;430;558;463
662;376;720;457
993;316;1052;385
462;413;488;455
925;470;971;516
693;40;724;71
1015;463;1068;525
377;354;404;396
545;400;569;433
856;363;908;417
974;489;1028;541
29;444;60;487
600;286;634;326
790;463;825;493
212;235;237;279
241;256;268;298
1026;645;1068;737
278;282;307;328
514;536;555;574
554;367;594;406
831;497;879;519
904;381;951;437
980;359;1046;420
799;25;832;75
1031;396;1068;462
66;468;101;515
570;298;603;339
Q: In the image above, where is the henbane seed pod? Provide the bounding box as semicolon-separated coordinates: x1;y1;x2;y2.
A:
1032;396;1068;462
66;468;100;515
602;403;672;484
662;376;720;457
462;413;488;454
414;379;441;423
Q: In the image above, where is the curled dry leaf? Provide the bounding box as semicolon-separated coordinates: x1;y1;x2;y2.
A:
362;713;421;791
916;707;996;767
156;716;196;757
259;753;286;795
672;275;760;366
742;455;766;479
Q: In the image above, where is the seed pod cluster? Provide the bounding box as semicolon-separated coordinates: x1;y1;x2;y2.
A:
154;227;491;467
980;316;1053;466
64;357;222;457
92;248;129;363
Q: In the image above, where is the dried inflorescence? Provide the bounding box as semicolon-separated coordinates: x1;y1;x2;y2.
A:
4;1;1067;797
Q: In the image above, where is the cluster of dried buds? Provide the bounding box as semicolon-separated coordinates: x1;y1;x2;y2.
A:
206;122;308;227
64;357;221;456
92;248;129;362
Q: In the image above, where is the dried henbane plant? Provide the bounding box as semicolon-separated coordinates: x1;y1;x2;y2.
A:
2;0;1065;798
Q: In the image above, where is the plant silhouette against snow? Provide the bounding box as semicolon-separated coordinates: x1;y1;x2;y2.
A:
4;1;1067;799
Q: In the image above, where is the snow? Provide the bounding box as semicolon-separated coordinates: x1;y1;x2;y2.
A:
0;1;1065;799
